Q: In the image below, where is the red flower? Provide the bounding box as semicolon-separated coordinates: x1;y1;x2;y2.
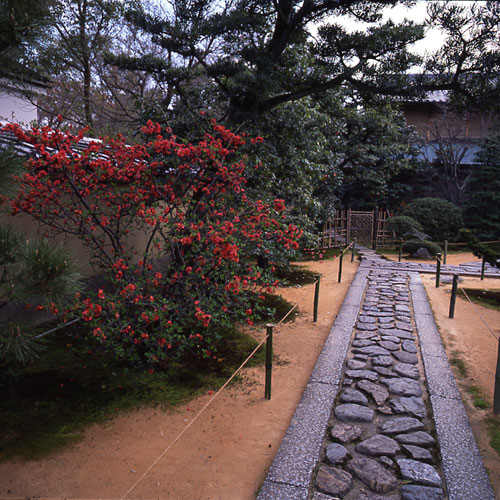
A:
274;199;285;212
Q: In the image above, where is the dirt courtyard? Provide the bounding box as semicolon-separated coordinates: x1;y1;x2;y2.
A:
0;255;359;500
1;251;500;500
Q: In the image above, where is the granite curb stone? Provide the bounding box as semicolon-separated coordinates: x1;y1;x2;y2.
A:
257;265;366;498
411;273;495;500
259;249;495;499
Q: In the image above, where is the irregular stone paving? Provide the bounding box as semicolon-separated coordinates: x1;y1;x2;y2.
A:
310;269;446;500
258;247;495;500
363;255;500;278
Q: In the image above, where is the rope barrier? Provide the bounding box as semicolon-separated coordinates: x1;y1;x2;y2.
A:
34;317;81;339
340;241;354;255
457;284;499;341
437;239;500;247
121;275;323;499
121;330;270;499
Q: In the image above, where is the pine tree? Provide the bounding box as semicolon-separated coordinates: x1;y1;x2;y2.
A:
464;129;500;240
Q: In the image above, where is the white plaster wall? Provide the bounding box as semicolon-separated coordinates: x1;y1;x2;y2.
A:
0;91;38;125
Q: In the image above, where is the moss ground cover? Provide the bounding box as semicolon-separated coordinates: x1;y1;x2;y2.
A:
0;321;265;462
458;289;500;312
0;282;302;462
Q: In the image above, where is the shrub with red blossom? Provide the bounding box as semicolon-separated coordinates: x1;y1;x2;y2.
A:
4;120;302;368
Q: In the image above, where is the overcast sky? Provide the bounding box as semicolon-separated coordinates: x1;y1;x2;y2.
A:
336;1;484;56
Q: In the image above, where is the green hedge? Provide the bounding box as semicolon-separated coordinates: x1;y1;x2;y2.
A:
387;215;424;240
402;240;443;257
402;198;463;242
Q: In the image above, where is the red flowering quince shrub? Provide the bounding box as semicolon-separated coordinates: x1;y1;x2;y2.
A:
3;120;302;369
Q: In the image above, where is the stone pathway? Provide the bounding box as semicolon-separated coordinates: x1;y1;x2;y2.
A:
258;249;496;500
366;254;500;278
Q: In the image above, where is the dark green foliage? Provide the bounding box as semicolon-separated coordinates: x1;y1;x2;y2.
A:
402;197;463;242
402;240;443;257
242;98;341;233
0;226;82;374
463;130;500;240
0;232;82;308
459;229;500;269
0;224;22;265
0;323;265;460
274;265;318;287
0;149;25;199
330;102;422;210
0;0;55;80
387;216;424;240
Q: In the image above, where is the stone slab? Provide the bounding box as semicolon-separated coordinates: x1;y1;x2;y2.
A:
411;273;495;500
257;480;308;500
265;382;337;488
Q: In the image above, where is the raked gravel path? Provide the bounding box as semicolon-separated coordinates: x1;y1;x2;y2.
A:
257;248;496;500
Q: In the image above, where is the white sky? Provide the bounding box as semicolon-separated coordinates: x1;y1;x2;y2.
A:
333;1;484;56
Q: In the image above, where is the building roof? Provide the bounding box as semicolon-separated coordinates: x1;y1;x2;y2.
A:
0;121;104;159
417;141;481;165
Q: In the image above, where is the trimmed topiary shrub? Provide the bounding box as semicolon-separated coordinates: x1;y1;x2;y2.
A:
402;197;463;242
402;240;443;257
387;216;425;240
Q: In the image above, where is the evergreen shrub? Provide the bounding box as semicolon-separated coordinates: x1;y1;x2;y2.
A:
463;131;500;240
387;215;424;240
402;197;463;242
402;240;443;257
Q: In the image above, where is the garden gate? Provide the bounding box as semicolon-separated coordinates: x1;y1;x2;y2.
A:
320;208;392;249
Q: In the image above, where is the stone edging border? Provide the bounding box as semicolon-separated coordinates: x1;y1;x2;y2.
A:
257;264;496;500
257;268;369;500
410;272;495;500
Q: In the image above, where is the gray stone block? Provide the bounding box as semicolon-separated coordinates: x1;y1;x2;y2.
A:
431;395;495;500
266;382;336;488
257;480;308;500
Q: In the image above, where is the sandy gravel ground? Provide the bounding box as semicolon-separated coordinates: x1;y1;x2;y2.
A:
421;253;500;498
3;252;499;500
0;256;359;500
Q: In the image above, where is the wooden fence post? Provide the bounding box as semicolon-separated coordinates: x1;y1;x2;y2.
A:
449;274;458;318
436;253;441;288
313;277;320;322
265;324;273;400
338;249;344;283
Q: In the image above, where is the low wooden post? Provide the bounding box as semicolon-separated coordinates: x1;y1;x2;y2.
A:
449;274;458;318
351;239;356;262
313;277;320;322
338;248;344;283
444;240;448;265
436;253;441;288
265;324;273;400
494;339;500;414
481;255;486;280
398;239;403;262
